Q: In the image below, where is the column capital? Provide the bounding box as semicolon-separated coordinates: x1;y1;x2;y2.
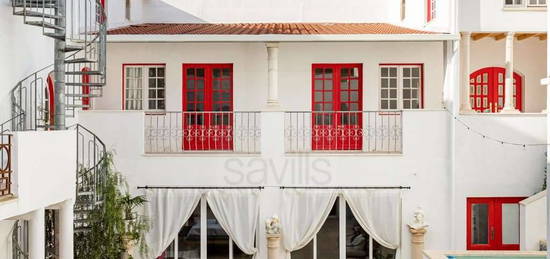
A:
461;31;472;38
506;31;516;38
265;42;279;48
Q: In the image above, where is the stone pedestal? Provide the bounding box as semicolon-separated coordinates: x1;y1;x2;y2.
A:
267;233;281;259
409;227;427;259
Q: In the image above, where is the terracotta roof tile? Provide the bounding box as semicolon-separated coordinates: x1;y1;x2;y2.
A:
108;23;437;35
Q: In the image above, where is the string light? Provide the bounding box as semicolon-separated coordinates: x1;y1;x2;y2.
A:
443;107;549;148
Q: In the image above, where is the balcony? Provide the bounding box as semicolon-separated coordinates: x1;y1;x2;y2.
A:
142;111;402;154
145;111;262;154
284;111;402;153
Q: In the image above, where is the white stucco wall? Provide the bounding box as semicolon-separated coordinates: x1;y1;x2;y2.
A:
520;190;547;251
459;0;547;32
97;41;445;111
0;0;53;123
454;114;547;250
0;220;14;259
78;109;453;259
460;36;547;113
108;0;401;27
0;131;76;221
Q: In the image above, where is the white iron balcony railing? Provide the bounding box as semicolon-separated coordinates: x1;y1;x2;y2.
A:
285;111;403;153
145;111;261;154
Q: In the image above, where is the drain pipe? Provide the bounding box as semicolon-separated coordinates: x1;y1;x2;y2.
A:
54;0;66;130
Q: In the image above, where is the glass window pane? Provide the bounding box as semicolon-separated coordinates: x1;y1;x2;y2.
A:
223;68;231;77
149;68;156;77
389;68;397;77
471;203;489;244
207;206;229;258
374;240;396;259
157;67;165;77
291;240;314;259
177;205;200;259
324;69;333;79
213;69;221;78
325;80;333;90
315;80;324;90
346;205;369;258
317;202;339;259
381;67;388;77
314;92;323;102
234;241;253;259
315;68;324;78
350;80;358;90
502;204;520;245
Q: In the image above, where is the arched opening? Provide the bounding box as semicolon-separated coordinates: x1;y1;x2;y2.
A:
45;72;55;127
469;67;523;113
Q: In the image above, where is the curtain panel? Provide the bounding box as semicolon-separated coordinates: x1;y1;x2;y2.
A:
206;189;261;257
279;189;338;258
137;189;204;259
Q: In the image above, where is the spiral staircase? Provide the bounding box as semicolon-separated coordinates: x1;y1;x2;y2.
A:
4;0;109;255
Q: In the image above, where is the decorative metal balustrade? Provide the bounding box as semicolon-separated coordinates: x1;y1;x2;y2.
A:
285;111;403;153
12;220;29;259
0;115;20;198
145;112;261;154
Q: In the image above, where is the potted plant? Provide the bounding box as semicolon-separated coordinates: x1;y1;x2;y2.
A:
119;194;148;259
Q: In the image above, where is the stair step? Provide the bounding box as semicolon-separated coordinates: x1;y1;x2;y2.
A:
66;82;104;86
65;58;96;64
13;10;62;19
13;3;56;8
25;21;64;31
43;32;65;40
66;70;103;76
77;191;94;196
61;45;84;52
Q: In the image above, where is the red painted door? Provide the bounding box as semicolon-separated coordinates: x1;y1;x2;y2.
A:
82;67;90;110
467;197;524;250
182;64;233;151
45;73;55;128
312;64;362;150
469;67;522;113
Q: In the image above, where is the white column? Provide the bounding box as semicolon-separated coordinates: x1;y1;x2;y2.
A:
29;208;45;259
59;199;74;259
502;32;519;113
462;32;473;112
266;42;280;108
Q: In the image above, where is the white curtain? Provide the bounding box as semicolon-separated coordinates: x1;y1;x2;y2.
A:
280;189;338;258
343;190;401;252
137;189;204;259
206;189;260;257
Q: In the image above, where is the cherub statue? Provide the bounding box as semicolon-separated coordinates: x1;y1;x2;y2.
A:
408;207;429;230
265;215;281;235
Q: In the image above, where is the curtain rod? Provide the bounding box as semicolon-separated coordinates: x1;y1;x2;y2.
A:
137;186;264;190
279;186;411;190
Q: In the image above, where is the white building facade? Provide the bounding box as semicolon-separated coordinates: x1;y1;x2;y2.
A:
0;0;548;259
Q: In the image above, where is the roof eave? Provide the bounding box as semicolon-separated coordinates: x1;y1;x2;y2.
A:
107;33;459;43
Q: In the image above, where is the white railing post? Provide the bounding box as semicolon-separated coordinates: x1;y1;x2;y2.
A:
261;111;285;156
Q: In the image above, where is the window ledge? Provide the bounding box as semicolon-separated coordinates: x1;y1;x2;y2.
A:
502;7;547;11
459;111;546;117
285;152;403;157
143;152;261;157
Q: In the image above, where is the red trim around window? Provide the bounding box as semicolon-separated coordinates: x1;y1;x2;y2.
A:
379;63;424;109
427;0;433;22
466;197;525;251
121;63;166;110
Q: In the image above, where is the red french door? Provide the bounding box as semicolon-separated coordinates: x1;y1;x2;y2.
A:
467;197;525;250
470;67;522;113
182;64;233;151
312;64;362;151
45;73;55;128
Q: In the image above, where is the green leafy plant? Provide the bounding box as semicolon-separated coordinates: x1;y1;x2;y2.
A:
75;151;149;259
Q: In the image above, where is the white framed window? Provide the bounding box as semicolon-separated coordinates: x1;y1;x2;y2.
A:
528;0;547;6
124;65;166;111
292;196;397;259
380;65;423;110
504;0;546;7
159;198;254;259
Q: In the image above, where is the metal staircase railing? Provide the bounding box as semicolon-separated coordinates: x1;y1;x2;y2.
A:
74;124;106;232
11;0;107;128
11;220;29;259
8;0;108;235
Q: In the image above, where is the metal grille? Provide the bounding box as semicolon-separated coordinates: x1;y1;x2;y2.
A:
145;111;261;153
0;134;12;197
12;220;29;259
285;111;403;153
